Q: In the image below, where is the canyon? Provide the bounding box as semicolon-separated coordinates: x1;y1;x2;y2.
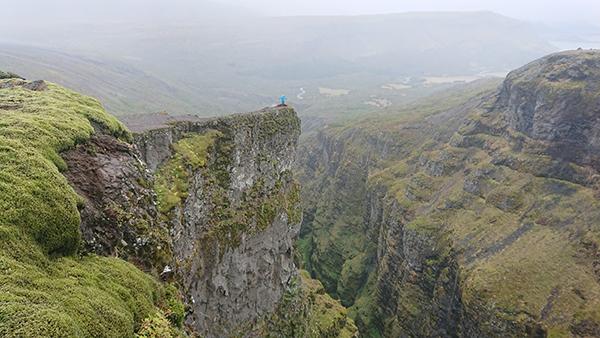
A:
1;49;600;337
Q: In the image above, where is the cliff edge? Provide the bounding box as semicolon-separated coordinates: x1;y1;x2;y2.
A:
0;73;356;337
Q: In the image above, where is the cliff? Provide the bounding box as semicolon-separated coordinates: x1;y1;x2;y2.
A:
0;71;358;337
134;107;304;336
298;50;600;337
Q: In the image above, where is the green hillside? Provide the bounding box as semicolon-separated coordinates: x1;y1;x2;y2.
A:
0;75;183;337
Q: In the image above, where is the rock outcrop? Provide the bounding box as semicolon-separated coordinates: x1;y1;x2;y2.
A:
62;134;171;273
497;50;600;169
134;107;304;336
298;50;600;337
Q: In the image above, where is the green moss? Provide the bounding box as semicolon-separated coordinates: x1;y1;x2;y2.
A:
160;284;185;328
204;177;301;256
0;79;182;337
172;131;221;169
0;70;22;79
136;310;186;338
285;182;303;225
0;80;128;255
405;216;443;235
155;130;221;213
0;234;177;337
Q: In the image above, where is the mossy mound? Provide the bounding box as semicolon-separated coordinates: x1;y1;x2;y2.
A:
0;77;183;337
0;78;128;255
0;70;23;80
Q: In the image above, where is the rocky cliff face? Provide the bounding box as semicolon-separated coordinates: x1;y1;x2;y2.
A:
298;50;600;337
134;107;304;336
497;50;600;169
63;106;307;336
63;134;172;273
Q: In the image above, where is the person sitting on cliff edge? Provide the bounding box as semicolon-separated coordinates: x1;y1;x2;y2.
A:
277;95;287;107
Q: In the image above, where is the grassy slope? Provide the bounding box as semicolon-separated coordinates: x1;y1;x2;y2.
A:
0;78;182;337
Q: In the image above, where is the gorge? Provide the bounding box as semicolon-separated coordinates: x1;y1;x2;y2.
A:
1;49;600;338
297;49;600;337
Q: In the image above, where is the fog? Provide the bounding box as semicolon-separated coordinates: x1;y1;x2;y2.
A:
1;0;599;117
3;0;599;25
216;0;599;24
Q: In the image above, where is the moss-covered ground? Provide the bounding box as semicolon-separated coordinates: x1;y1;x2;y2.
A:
0;78;183;337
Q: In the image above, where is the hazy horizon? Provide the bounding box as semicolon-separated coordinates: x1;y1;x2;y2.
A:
2;0;599;26
216;0;599;25
2;0;599;117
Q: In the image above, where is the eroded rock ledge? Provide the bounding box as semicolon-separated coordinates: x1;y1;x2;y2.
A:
65;106;350;337
136;107;303;336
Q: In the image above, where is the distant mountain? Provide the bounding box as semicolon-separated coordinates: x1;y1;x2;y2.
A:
0;44;219;115
1;11;556;117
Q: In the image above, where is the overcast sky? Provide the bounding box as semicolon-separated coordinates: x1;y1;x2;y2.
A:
215;0;599;25
2;0;598;27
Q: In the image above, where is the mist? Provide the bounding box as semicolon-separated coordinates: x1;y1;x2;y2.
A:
211;0;599;24
3;0;599;25
1;0;599;117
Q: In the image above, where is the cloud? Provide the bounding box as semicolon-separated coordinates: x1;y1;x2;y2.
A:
213;0;599;24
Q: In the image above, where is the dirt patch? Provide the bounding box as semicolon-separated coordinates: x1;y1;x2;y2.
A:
22;80;48;91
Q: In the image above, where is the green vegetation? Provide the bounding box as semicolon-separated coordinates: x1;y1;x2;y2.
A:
154;130;221;213
0;79;129;255
297;58;600;337
0;78;182;337
202;174;302;256
0;252;182;337
262;270;358;337
0;70;22;79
